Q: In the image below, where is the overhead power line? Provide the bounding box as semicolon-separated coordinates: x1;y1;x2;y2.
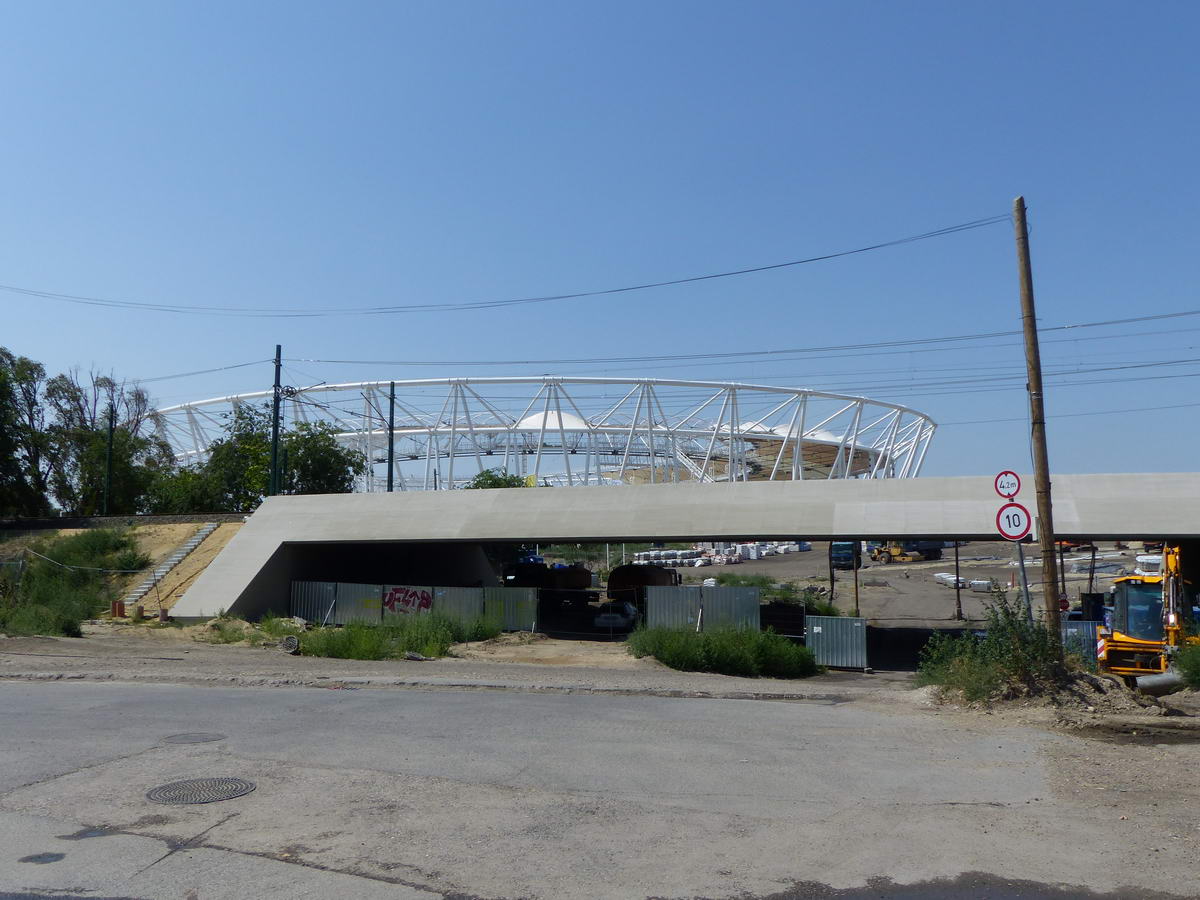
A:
942;400;1200;427
0;213;1009;318
138;359;271;383
288;307;1200;368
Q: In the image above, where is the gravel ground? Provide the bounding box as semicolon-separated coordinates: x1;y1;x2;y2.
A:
0;627;903;702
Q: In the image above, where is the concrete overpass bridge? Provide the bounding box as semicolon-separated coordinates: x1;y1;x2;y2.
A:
173;473;1200;619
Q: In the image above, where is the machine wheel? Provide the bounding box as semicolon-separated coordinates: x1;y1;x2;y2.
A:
878;552;892;564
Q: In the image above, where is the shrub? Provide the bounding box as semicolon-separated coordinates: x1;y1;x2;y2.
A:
917;590;1065;701
804;598;840;617
113;549;151;572
628;626;708;671
755;629;820;678
2;603;85;638
300;622;397;659
627;626;818;679
916;632;1003;702
1177;643;1200;689
457;617;503;643
702;628;760;677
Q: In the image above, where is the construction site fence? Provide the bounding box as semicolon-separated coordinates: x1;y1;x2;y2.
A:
1061;620;1100;667
644;585;761;631
289;581;537;631
806;615;869;670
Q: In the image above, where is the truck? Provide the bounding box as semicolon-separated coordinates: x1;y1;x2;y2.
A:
829;541;861;570
1098;542;1200;693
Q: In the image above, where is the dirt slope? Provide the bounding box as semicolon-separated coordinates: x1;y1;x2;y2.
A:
135;522;242;613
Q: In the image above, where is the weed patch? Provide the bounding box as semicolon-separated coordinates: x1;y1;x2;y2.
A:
206;620;251;644
627;626;818;678
297;615;502;661
917;590;1066;702
1178;644;1200;689
258;612;302;640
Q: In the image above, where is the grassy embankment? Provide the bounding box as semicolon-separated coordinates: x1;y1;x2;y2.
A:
0;529;149;636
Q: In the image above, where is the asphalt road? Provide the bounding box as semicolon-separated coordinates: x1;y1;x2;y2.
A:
0;681;1193;899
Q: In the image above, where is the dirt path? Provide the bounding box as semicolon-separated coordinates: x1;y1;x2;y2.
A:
452;632;657;668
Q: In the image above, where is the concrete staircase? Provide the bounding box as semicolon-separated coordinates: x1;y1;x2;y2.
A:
122;522;219;607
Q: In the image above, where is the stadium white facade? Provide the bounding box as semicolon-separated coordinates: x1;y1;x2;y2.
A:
154;376;937;491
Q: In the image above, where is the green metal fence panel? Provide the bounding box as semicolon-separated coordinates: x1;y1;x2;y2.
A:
700;586;760;629
334;583;384;624
806;615;868;669
646;586;702;630
291;581;337;624
483;587;537;631
434;586;486;624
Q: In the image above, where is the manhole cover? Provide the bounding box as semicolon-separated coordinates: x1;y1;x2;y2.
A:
162;733;226;744
146;777;256;805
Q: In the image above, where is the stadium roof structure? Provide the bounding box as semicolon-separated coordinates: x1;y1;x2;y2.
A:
154;376;937;491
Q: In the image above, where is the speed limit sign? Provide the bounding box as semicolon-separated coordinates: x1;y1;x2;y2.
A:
996;502;1032;541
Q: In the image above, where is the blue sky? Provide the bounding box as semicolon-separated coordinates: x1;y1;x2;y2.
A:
2;1;1197;477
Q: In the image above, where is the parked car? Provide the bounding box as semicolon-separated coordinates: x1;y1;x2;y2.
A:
594;601;639;631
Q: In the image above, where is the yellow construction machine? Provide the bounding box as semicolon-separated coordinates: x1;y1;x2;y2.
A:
1098;542;1200;693
869;541;942;564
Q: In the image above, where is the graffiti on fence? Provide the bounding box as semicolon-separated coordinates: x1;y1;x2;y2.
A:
383;584;432;615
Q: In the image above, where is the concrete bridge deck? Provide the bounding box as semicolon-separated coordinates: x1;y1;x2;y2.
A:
173;473;1200;619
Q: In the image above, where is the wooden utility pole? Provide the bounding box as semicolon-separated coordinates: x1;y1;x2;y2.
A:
827;542;836;607
852;546;860;617
954;541;963;620
1013;196;1061;633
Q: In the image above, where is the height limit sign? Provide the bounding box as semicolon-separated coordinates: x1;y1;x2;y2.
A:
993;471;1032;541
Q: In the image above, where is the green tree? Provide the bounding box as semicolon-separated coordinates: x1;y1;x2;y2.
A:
0;349;50;515
147;406;367;512
201;405;273;511
0;352;174;516
463;468;527;489
282;421;367;495
144;466;219;515
40;370;173;515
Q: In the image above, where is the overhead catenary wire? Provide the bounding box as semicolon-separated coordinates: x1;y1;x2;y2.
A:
0;214;1010;318
941;399;1200;427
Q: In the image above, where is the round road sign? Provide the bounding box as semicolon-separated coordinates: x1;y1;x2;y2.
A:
994;470;1021;499
996;501;1032;541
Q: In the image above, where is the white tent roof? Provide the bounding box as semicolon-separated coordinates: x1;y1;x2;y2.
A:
516;410;590;431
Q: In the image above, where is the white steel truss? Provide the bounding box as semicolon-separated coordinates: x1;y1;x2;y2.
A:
154;376;937;491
